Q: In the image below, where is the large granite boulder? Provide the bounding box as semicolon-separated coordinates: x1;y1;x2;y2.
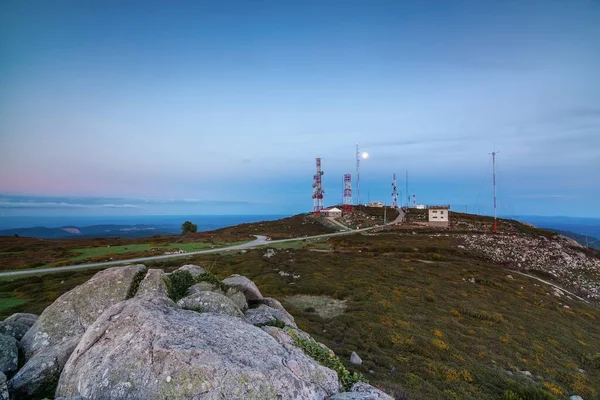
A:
226;288;248;311
327;382;394;399
56;295;340;399
245;304;297;328
0;334;17;373
0;313;38;340
188;281;223;295
222;274;263;301
135;269;167;298
11;264;146;398
176;291;243;317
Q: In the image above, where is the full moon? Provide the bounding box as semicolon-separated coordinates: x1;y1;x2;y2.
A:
362;152;369;159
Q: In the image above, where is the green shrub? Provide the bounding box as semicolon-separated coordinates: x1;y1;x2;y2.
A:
504;386;557;400
165;270;195;301
195;272;228;291
289;330;365;391
256;318;286;329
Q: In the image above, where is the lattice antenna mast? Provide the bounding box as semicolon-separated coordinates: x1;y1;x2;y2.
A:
343;174;353;213
312;157;325;215
356;144;360;205
391;173;398;208
489;150;499;231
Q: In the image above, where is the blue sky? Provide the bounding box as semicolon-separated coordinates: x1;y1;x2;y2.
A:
1;1;599;217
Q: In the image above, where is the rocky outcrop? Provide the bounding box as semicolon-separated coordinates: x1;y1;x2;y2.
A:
56;295;339;399
4;265;381;399
459;234;600;301
222;274;263;301
11;264;146;398
0;313;38;341
0;334;17;373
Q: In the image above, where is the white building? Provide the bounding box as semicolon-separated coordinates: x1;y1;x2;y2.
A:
321;207;342;218
368;201;383;208
427;205;450;227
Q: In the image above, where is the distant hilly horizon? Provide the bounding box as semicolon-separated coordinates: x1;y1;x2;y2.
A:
0;213;598;241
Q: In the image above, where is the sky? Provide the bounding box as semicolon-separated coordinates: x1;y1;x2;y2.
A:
1;0;599;218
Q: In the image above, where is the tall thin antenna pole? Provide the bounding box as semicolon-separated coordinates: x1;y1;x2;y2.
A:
356;144;360;206
490;150;499;231
405;170;408;207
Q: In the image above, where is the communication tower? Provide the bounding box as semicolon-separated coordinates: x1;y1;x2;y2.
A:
312;157;325;215
343;174;353;213
391;173;398;208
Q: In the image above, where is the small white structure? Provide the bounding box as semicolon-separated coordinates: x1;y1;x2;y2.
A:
427;205;450;227
368;201;383;208
415;204;426;209
321;207;342;218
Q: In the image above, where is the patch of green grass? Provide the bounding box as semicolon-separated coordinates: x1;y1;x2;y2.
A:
0;296;27;312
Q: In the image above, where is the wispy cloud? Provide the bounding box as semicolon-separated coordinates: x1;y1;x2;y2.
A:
0;201;139;209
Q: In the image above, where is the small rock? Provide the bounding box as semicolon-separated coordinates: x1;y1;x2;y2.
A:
188;282;223;295
506;275;513;279
369;370;375;375
577;368;585;373
174;264;206;278
506;371;514;376
0;372;7;400
570;396;584;400
519;370;532;377
177;292;243;317
564;305;570;309
222;274;263;301
350;351;362;365
327;382;394;399
226;288;248;311
245;305;296;328
0;313;38;340
0;333;18;373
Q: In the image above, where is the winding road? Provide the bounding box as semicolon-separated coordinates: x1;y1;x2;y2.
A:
0;225;379;278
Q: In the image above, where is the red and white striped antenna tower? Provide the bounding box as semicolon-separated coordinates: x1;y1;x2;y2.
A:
312;157;325;215
391;173;398;208
490;150;499;231
343;174;353;213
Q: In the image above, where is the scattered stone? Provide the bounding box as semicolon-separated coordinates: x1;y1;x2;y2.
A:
279;271;291;277
222;274;263;301
570;396;584;400
245;304;297;328
0;313;38;340
55;295;339;399
0;334;18;373
369;370;375;375
519;370;532;377
350;351;363;365
174;264;206;278
177;291;243;317
577;368;586;373
506;275;514;279
263;248;276;258
564;305;570;309
506;371;514;376
12;264;146;398
327;382;394;399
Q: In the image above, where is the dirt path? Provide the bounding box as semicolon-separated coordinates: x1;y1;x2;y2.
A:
510;270;590;304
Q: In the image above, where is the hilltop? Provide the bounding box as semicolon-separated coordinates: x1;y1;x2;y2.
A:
1;211;599;399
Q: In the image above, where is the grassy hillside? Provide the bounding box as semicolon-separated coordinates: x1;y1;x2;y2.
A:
1;215;599;399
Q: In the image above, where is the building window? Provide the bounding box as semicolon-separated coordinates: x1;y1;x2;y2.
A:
432;210;438;213
441;211;444;214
